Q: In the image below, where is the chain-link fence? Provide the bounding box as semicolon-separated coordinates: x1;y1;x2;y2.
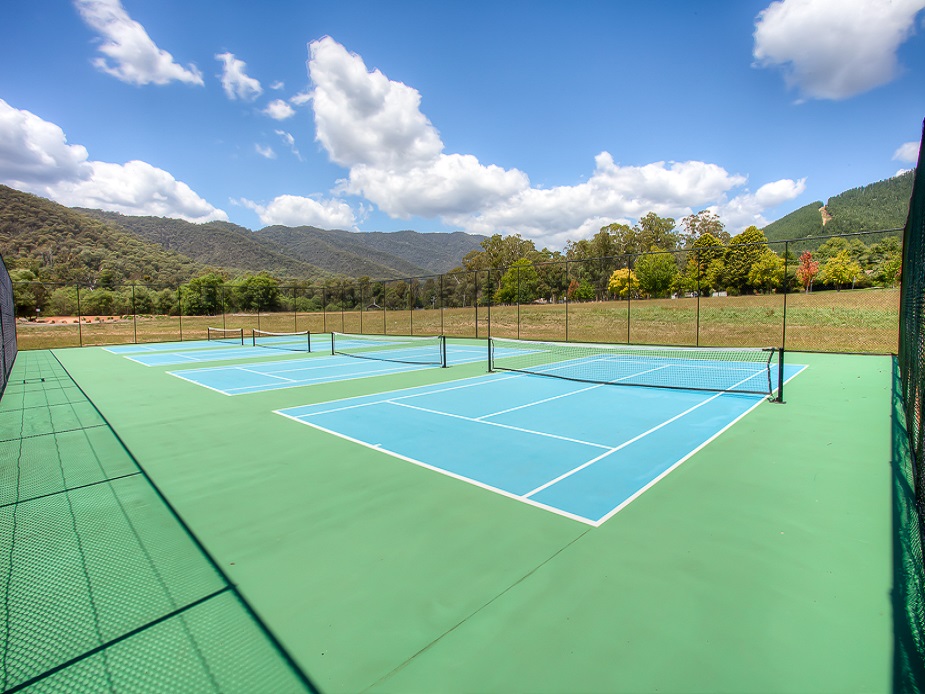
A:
0;251;18;396
10;229;902;354
896;124;925;691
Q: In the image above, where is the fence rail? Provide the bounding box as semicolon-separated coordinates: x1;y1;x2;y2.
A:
12;230;902;354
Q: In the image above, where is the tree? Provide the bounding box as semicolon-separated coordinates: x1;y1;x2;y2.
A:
725;226;771;294
795;251;820;292
681;210;729;247
10;268;40;317
747;250;785;293
636;212;679;252
567;278;595;301
464;233;538;272
819;249;863;290
875;253;901;287
678;231;726;295
633;251;677;298
236;273;280;311
182;272;226;315
495;258;540;304
607;268;637;299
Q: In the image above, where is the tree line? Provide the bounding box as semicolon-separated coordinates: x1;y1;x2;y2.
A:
9;209;902;318
457;211;902;305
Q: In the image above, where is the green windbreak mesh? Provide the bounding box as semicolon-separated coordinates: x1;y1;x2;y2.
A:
0;351;317;693
0;251;17;397
896;120;925;692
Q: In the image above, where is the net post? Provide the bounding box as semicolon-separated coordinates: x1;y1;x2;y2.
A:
251;329;256;347
307;330;312;353
440;335;447;368
331;331;335;356
488;337;494;372
776;346;785;403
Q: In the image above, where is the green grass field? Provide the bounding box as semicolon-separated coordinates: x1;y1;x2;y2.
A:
14;287;899;354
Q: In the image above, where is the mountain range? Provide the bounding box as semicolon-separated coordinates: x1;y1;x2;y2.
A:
0;169;915;287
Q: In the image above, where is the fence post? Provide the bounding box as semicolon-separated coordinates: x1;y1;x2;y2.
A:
76;284;83;347
782;241;789;351
695;250;701;347
565;260;570;342
487;269;492;339
177;285;183;341
440;274;445;335
627;254;632;344
474;271;479;340
132;284;137;344
516;264;521;340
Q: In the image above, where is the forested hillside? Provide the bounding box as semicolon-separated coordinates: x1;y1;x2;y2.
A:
763;170;914;241
84;211;485;279
80;211;325;279
0;185;203;286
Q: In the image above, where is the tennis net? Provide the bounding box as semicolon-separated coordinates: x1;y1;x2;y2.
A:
207;326;244;345
253;329;312;352
488;337;782;398
332;332;447;367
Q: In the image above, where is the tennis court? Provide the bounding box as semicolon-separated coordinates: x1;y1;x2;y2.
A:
163;334;500;394
2;335;897;693
277;359;803;524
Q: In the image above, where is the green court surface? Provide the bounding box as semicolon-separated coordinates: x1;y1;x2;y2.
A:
8;343;895;692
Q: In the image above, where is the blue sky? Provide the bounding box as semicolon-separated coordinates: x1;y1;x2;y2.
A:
1;0;923;249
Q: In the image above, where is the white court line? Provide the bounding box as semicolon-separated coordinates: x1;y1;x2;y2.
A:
290;373;522;418
127;352;202;366
522;391;735;498
388;400;612;450
585;364;813;527
274;410;598;526
521;368;766;499
590;396;767;527
167;370;235;396
219;361;430;395
478;364;671;420
476;383;604;420
237;367;297;382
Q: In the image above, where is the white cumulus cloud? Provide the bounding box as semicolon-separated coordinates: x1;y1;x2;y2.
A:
290;90;312;106
310;37;442;171
0;99;225;223
255;144;276;160
238;194;356;229
264;99;295;120
307;37;805;246
753;0;925;100
74;0;203;86
894;140;921;163
710;178;808;230
216;52;262;101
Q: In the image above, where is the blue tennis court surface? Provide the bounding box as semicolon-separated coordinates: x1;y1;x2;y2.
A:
128;345;292;366
104;340;221;355
166;343;498;395
276;364;804;525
